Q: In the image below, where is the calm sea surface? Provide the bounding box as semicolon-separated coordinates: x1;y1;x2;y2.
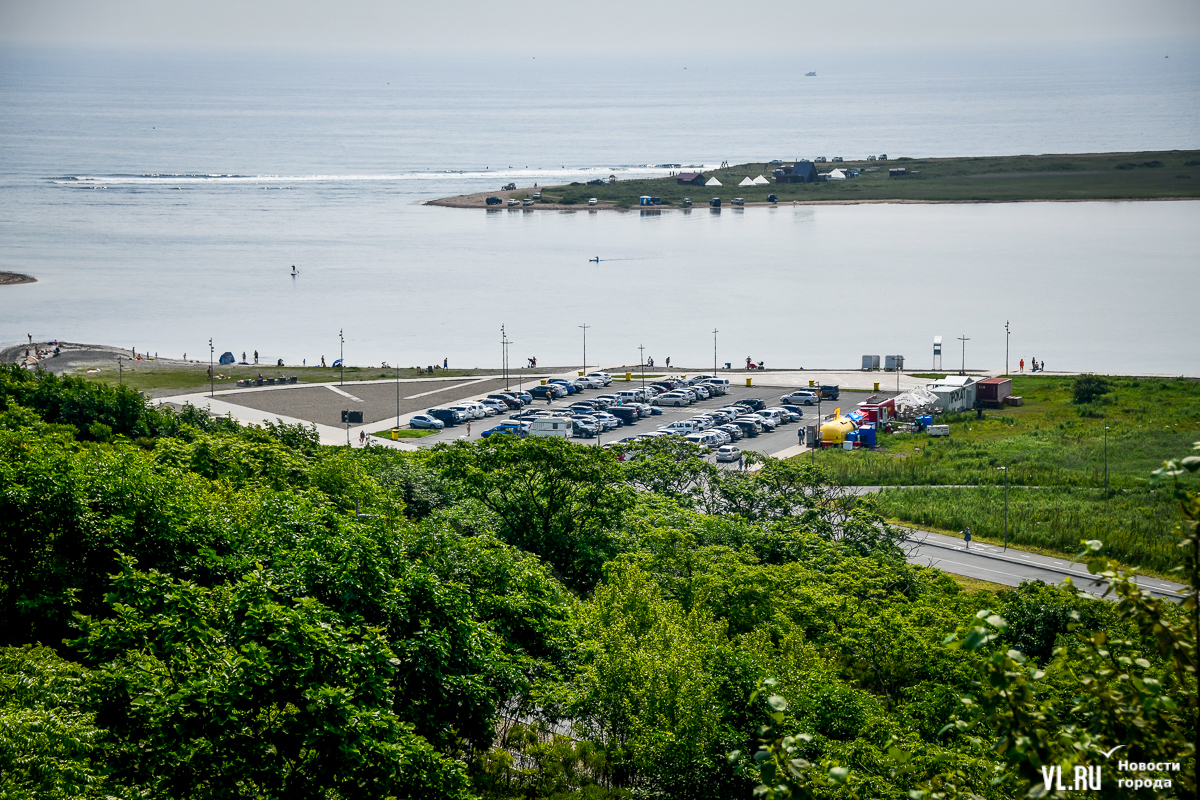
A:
2;44;1198;373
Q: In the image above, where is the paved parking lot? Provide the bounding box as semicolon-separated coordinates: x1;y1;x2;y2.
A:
409;379;896;460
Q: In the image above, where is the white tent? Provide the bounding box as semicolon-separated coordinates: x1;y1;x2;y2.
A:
752;175;770;184
705;177;722;186
738;176;755;186
827;168;847;180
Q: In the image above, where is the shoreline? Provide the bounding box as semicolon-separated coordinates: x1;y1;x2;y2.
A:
425;193;1199;211
0;271;36;285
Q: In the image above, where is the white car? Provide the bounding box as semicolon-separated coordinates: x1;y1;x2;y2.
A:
409;413;445;430
781;391;819;406
742;413;778;430
575;376;603;389
652;392;690;407
715;445;742;462
691;385;711;400
587;372;613;386
450;403;486;420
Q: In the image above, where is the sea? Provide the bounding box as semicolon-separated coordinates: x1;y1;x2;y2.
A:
2;41;1199;374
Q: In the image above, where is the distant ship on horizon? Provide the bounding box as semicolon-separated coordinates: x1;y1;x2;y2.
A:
806;71;816;77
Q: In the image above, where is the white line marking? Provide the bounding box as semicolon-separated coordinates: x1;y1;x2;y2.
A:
404;378;490;400
326;385;363;402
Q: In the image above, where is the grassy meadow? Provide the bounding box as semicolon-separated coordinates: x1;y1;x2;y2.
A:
816;374;1200;570
503;151;1200;207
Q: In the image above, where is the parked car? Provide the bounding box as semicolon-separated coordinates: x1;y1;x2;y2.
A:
592;412;621;431
548;379;577;395
730;419;760;437
588;198;598;206
482;421;529;438
481;399;509;414
652;392;690;407
715;445;742;462
502;182;517;190
572;418;600;438
767;406;801;422
426;407;465;425
529;385;556;400
767;194;777;203
779;405;806;420
575;376;603;389
701;382;727;396
586;372;613;385
488;393;523;409
741;413;777;431
781;391;818;405
485;196;502;206
716;423;743;441
818;384;840;400
514;390;533;403
607;406;639;425
735;398;767;412
409;413;444;430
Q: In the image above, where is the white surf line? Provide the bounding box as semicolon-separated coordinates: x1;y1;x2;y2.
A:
404;377;490;400
326;385;363;402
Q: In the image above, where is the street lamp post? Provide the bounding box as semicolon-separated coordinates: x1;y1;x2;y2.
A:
579;324;590;377
1005;320;1010;377
999;465;1009;549
209;338;214;397
957;334;970;376
339;329;344;386
638;344;646;391
395;364;401;430
1104;426;1109;491
501;325;508;391
712;328;718;376
118;356;123;386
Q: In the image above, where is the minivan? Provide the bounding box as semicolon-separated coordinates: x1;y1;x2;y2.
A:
665;420;699;435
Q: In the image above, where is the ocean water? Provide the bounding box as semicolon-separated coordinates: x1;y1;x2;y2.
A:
2;43;1198;373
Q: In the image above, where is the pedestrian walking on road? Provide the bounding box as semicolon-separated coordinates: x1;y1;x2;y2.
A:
546;394;552;406
466;422;472;436
963;526;972;549
738;454;744;471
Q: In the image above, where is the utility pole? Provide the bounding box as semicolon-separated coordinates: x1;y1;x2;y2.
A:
209;338;214;397
957;335;970;376
395;364;400;431
712;328;718;376
579;324;590;376
638;344;646;391
1005;320;1010;377
118;356;123;386
339;329;344;386
501;325;508;391
999;465;1009;549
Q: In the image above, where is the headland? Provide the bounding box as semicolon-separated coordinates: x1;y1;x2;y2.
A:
426;150;1200;210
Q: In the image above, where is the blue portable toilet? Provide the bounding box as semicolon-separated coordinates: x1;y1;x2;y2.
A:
639;196;652;206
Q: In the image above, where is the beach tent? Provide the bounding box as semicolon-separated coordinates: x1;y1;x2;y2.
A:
827;168;847;181
738;176;755;186
705;177;722;186
219;351;235;365
752;174;770;184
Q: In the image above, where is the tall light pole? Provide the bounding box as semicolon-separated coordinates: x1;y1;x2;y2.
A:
1004;320;1011;377
501;325;508;390
339;329;344;386
999;465;1009;550
1104;426;1109;491
638;344;646;391
118;355;123;386
209;338;214;397
395;364;401;431
957;334;970;376
579;324;590;376
712;328;718;376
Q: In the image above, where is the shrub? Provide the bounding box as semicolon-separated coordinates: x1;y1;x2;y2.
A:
1071;374;1109;404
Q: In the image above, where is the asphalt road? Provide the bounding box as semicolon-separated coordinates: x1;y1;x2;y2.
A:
904;528;1187;601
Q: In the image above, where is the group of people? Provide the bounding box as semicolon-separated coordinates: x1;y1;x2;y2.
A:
1019;358;1045;373
745;357;765;370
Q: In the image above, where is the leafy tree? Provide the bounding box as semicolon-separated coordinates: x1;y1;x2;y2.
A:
1072;374;1110;405
430;437;633;591
75;560;472;799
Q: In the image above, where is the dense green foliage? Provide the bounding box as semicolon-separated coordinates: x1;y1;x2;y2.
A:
0;365;1194;799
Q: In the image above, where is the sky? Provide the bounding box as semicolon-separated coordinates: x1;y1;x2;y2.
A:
2;0;1198;52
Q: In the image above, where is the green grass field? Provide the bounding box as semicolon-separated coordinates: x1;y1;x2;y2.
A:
372;428;439;439
512;151;1200;207
813;375;1199;571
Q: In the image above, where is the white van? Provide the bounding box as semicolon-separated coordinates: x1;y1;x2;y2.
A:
685;431;722;449
665;420;699;435
616;390;642;404
528;416;572;438
691;375;729;387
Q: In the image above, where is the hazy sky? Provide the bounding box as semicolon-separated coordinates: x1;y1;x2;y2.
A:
2;0;1198;51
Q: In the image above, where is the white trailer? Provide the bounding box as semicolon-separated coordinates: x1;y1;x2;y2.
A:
528;416;572;438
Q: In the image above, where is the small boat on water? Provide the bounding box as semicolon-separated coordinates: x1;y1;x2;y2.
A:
806;71;816;77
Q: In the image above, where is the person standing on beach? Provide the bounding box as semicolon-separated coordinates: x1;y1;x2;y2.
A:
321;356;326;367
1020;358;1024;373
666;357;671;369
443;357;448;370
253;350;259;365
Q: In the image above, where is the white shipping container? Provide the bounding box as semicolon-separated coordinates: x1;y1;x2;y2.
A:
928;424;950;437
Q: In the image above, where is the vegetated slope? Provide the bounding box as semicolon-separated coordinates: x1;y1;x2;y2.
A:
815;375;1200;571
0;365;1194;800
463;151;1200;208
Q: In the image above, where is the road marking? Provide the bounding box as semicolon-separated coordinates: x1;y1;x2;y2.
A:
326;385;363;402
405;377;490;400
